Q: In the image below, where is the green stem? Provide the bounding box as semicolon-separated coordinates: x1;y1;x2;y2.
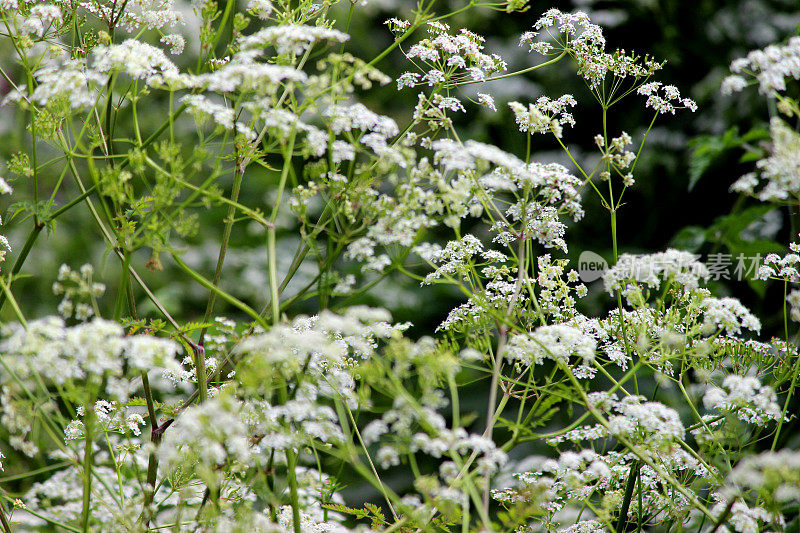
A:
80;407;95;532
140;372;162;525
773;282;800;450
170;253;268;329
267;225;280;325
0;497;12;533
616;460;641;532
198;151;245;345
0;276;27;327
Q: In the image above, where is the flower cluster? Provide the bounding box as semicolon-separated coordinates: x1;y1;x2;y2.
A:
522;9;664;89
603;249;711;299
703;375;782;426
508;95;577;137
731;118;800;203
722;36;800;95
506;324;597;377
396;21;506;88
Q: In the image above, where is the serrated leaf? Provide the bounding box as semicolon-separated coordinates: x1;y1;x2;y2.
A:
322;503;369;519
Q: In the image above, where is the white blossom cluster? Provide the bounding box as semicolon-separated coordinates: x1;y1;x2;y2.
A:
508;95;577;138
724;449;800;505
505;325;596;377
65;399;146;439
396;21;506;88
597;131;637;186
521;9;664;89
603;249;711;300
637;81;698;114
51;263;105;320
722;36;800;95
758;244;800;281
0;316;181;455
709;450;800;532
703;375;782;426
698;294;762;336
159;395;254;475
731;118;800;203
494;444;715;529
239;24;349;56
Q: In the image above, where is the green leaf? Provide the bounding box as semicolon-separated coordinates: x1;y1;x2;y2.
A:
670;225;707;252
687;127;738;191
323;503;369;520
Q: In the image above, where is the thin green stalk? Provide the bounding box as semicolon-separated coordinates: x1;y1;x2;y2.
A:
198;151;245;345
0;497;12;533
140;372;164;525
80;407;95;532
267;225;280;325
0;461;71;483
616;460;641;532
338;399;398;520
773;280;800;450
0;276;27;327
270;129;298;224
170;253;268;329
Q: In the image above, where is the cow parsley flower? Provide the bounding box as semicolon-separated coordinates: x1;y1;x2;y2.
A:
398;23;506;88
247;0;273;19
758;247;800;281
508;95;577;137
698;296;761;336
731;118;800;203
637;82;697;114
239;25;349;56
423;235;484;284
159;396;253;477
476;92;496;111
23;58;107;109
93;39;180;86
703;375;781;426
506;325;596;368
603;249;710;298
723;35;800;95
160;33;185;55
19;4;62;37
522;9;663;89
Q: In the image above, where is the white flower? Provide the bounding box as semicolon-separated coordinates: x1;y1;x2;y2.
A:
476;93;496;111
703;375;781;426
0;178;12;195
247;0;273;18
603;249;710;296
26;58;107;109
509;95;577;137
93;39;180;86
732;118;800;203
160;33;185;55
699;296;761;336
506;325;596;366
721;74;748;95
239;25;349;56
20;4;62;37
725;36;800;94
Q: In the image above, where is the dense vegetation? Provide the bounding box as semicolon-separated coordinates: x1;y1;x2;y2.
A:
0;1;799;531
